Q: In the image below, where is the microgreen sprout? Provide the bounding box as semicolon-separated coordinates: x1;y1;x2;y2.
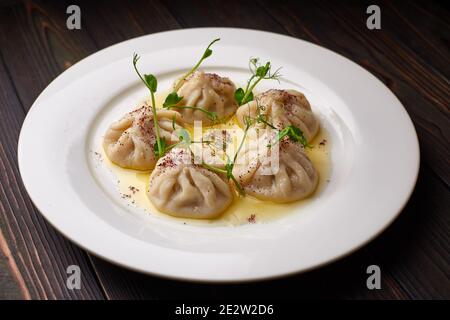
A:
171;115;177;131
159;127;211;161
253;99;276;129
163;38;221;123
227;116;254;196
241;99;310;148
153;139;167;158
173;38;220;92
133;53;164;158
235;57;282;106
258;121;310;148
202;160;245;196
165;105;218;123
164;92;183;108
255;113;276;129
271;125;311;148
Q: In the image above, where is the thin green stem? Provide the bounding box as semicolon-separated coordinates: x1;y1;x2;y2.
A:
165;141;182;152
202;162;245;196
230;175;245;196
259;118;276;129
202;162;227;174
234;124;250;163
133;56;145;84
243;74;256;95
174;38;220;92
150;91;162;156
166;105;217;122
241;77;263;104
133;53;164;157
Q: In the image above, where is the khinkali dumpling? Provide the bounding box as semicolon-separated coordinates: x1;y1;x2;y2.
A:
147;148;233;218
103;106;184;170
236;89;319;142
172;71;238;125
232;134;318;202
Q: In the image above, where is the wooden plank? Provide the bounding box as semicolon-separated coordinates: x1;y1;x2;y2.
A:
360;166;450;299
79;0;181;49
88;249;411;300
319;0;450;185
0;56;104;299
0;0;98;109
0;0;448;300
0;1;105;299
161;0;286;33
382;1;449;74
257;0;449;185
0;227;29;299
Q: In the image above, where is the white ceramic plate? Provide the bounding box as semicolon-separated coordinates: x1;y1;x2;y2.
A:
18;28;419;282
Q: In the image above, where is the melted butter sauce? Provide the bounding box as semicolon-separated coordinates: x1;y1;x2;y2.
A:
101;93;331;226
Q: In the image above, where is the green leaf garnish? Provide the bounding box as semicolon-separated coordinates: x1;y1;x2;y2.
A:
256;62;271;77
234;88;245;105
133;53;164;158
163;38;221;124
173;38;220;92
202;39;218;59
144;74;157;93
273;125;310;148
163;92;183;108
235;57;282;106
235;87;254;106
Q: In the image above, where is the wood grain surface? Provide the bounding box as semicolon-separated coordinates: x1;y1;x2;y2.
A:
0;0;448;300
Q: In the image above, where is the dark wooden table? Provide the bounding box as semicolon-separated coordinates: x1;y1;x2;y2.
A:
0;0;448;300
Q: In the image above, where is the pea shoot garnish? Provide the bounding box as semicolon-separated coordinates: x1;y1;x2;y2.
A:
251;100;277;129
235;58;282;106
163;38;221;123
272;125;311;148
133;53;166;158
164;104;218;123
173;38;220;92
242;99;310;148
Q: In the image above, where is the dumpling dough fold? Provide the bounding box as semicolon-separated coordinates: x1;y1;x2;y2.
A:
172;71;238;125
103;106;184;170
236;89;319;142
232;134;318;202
147;148;233;218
